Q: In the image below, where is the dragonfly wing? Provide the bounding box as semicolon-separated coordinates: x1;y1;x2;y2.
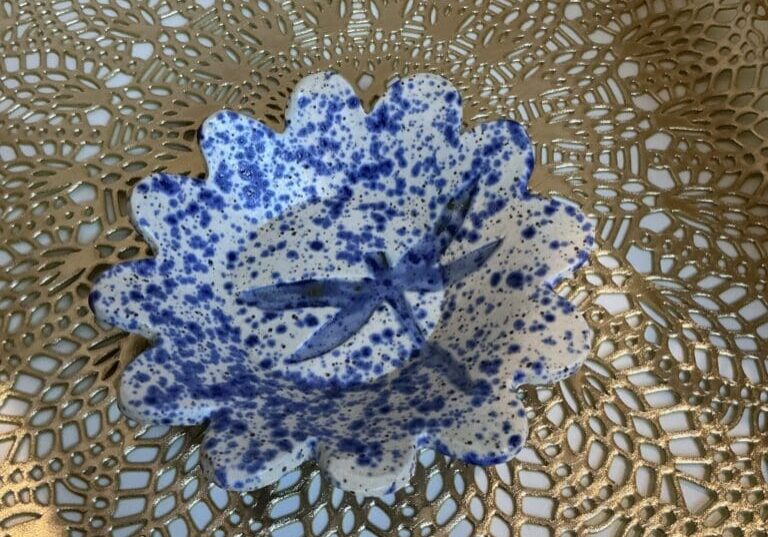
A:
440;238;503;287
286;296;380;363
363;251;389;274
394;263;443;292
237;278;370;310
402;177;482;268
431;176;482;257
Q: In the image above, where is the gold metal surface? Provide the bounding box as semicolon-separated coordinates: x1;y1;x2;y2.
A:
1;1;767;536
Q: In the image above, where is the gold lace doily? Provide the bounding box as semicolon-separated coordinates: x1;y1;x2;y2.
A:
1;1;767;536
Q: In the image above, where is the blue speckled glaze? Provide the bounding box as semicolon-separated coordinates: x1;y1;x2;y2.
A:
90;72;595;495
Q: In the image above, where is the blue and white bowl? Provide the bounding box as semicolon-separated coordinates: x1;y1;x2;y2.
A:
90;72;594;495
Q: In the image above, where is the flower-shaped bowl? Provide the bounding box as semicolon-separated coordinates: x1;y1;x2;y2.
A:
90;72;594;495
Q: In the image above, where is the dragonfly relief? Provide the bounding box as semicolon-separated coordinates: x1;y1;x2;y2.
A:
238;176;503;368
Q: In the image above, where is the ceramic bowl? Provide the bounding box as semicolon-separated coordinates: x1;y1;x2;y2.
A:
90;72;594;495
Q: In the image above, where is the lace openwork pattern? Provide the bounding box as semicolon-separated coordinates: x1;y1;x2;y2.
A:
0;1;767;536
